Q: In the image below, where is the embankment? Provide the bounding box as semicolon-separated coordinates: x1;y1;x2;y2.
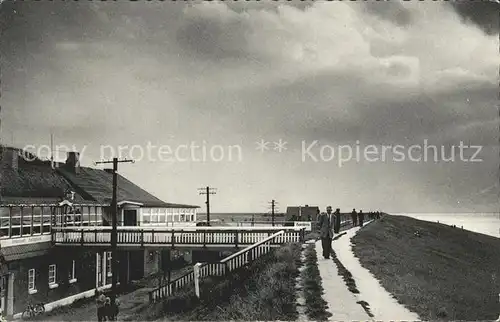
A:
352;215;500;321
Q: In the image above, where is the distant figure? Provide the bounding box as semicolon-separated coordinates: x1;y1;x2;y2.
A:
358;210;364;227
351;209;358;227
96;290;107;322
334;208;341;233
317;206;335;259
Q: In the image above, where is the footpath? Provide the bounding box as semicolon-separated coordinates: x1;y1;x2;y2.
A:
316;221;421;321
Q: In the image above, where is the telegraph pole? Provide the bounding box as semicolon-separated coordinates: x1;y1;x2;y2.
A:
94;157;134;305
268;200;278;226
271;200;275;226
198;187;216;225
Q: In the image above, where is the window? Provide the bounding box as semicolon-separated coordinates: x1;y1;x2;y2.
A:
28;269;36;294
48;264;58;288
159;208;166;223
69;260;77;283
166;208;172;223
106;252;112;277
151;209;158;223
97;253;102;285
142;208;150;224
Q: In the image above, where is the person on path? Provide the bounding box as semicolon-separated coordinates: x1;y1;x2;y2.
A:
317;206;335;259
334;208;341;233
104;297;111;320
358;210;364;227
351;208;357;227
96;290;107;322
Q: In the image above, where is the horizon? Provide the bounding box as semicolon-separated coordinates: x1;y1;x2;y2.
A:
1;1;499;214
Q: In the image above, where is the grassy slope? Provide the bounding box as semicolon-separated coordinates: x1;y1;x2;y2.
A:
352;215;500;321
130;243;301;321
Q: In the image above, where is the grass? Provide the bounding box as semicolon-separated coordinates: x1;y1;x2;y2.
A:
302;243;331;321
352;214;500;321
131;243;302;321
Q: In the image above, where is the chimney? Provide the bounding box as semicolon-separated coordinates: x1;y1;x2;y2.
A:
1;147;18;171
305;205;309;208
65;152;80;174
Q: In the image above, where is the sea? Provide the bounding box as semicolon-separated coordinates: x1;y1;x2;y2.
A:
198;212;500;238
394;212;500;239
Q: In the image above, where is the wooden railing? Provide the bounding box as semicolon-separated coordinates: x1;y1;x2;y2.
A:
51;226;304;247
148;229;305;303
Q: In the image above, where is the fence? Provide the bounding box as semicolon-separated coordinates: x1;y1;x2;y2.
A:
52;226;303;247
148;228;305;303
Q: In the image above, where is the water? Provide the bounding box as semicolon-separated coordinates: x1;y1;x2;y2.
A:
394;213;500;238
196;212;500;238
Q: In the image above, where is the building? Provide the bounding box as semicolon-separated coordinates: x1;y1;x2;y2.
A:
285;205;320;222
0;147;199;317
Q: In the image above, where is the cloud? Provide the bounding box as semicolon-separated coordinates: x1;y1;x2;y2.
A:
1;0;498;212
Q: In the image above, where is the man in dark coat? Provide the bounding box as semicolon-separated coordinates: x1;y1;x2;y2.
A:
351;208;357;227
317;206;335;259
358;210;364;227
334;208;341;233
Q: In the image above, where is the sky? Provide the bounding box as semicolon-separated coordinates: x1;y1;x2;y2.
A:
0;0;499;214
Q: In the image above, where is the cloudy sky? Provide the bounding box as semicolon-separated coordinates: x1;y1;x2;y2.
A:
1;0;498;213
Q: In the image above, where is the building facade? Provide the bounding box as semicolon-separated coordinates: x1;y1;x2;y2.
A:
0;147;199;317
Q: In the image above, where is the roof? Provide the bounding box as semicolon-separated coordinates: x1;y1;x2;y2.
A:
0;242;52;261
57;166;199;208
0;147;90;204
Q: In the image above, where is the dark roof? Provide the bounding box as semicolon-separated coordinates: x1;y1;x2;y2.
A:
0;147;90;204
1;242;52;261
57;166;199;208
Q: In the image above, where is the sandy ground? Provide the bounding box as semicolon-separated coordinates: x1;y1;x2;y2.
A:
331;223;421;321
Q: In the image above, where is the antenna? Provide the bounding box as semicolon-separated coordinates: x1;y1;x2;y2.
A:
50;132;54;163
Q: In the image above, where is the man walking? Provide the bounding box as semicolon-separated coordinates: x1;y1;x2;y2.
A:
351;208;357;227
317;206;335;259
96;290;106;321
358;210;365;227
334;208;341;233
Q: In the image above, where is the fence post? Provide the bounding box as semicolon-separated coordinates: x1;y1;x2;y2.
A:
80;229;84;246
234;231;238;248
194;263;201;298
496;293;500;322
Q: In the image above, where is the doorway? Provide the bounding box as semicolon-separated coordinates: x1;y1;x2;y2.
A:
123;210;137;226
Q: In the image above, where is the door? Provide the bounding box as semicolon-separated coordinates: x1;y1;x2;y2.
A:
129;250;144;280
123;210;137;226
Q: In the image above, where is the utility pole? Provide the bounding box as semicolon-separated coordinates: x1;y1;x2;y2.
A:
198;187;216;225
94;157;134;305
268;200;278;226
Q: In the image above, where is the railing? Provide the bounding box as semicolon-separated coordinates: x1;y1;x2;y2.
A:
51;226;305;247
148;228;305;303
148;269;196;301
